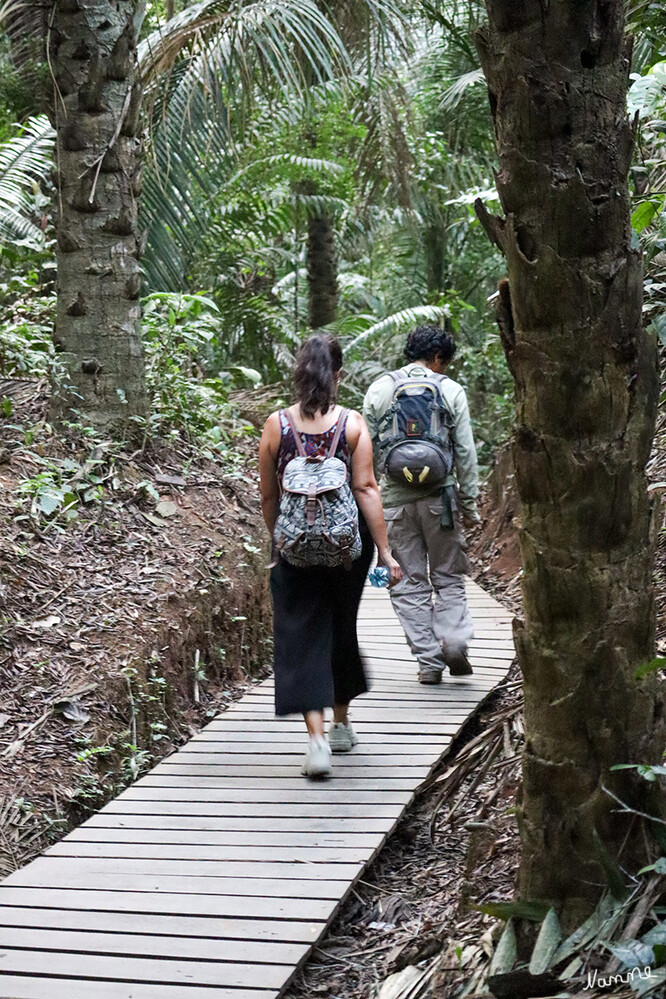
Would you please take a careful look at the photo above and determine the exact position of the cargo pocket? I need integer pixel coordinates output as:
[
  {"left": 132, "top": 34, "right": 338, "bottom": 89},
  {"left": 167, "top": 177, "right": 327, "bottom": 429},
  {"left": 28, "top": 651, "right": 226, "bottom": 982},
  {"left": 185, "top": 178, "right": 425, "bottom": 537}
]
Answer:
[{"left": 383, "top": 506, "right": 404, "bottom": 542}]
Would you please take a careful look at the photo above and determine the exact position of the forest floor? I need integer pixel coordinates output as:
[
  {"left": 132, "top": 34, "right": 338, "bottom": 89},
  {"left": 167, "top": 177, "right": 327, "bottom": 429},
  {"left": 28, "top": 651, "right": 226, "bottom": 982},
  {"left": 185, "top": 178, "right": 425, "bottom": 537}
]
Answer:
[{"left": 0, "top": 377, "right": 273, "bottom": 875}]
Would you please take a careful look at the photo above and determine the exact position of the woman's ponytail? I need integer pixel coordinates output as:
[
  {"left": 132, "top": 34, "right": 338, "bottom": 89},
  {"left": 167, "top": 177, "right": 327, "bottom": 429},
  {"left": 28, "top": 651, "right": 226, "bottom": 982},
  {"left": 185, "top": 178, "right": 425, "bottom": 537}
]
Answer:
[{"left": 293, "top": 334, "right": 343, "bottom": 417}]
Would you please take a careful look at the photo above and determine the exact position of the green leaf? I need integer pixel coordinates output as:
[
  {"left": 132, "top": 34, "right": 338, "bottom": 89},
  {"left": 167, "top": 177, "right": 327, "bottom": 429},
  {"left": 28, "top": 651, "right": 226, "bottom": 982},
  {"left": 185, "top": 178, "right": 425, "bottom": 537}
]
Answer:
[
  {"left": 475, "top": 900, "right": 550, "bottom": 922},
  {"left": 638, "top": 857, "right": 666, "bottom": 876},
  {"left": 35, "top": 486, "right": 64, "bottom": 516},
  {"left": 642, "top": 923, "right": 666, "bottom": 948},
  {"left": 634, "top": 659, "right": 666, "bottom": 681},
  {"left": 631, "top": 196, "right": 665, "bottom": 233},
  {"left": 0, "top": 396, "right": 12, "bottom": 417},
  {"left": 605, "top": 939, "right": 655, "bottom": 970},
  {"left": 529, "top": 908, "right": 563, "bottom": 976},
  {"left": 488, "top": 919, "right": 517, "bottom": 976},
  {"left": 651, "top": 315, "right": 666, "bottom": 348},
  {"left": 551, "top": 893, "right": 617, "bottom": 966}
]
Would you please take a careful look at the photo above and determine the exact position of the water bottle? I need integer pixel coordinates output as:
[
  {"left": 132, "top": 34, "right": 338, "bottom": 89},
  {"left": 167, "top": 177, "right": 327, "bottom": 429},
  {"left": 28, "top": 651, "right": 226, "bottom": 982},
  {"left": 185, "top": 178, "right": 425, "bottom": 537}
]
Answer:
[{"left": 368, "top": 566, "right": 390, "bottom": 588}]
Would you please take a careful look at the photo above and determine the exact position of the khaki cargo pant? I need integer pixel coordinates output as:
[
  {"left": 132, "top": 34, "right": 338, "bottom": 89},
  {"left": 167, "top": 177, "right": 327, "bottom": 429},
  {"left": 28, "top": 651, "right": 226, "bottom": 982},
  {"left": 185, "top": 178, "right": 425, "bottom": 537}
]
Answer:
[{"left": 384, "top": 494, "right": 474, "bottom": 675}]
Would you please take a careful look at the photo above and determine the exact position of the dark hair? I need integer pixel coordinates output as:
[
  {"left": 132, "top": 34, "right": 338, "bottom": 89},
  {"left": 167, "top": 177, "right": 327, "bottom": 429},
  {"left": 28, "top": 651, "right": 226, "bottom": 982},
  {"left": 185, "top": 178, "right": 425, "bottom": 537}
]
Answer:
[
  {"left": 293, "top": 333, "right": 343, "bottom": 417},
  {"left": 404, "top": 324, "right": 456, "bottom": 364}
]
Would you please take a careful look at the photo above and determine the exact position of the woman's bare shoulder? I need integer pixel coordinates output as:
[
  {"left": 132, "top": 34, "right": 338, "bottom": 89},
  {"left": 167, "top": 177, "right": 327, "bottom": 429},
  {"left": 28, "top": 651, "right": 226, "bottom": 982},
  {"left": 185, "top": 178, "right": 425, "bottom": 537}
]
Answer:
[
  {"left": 344, "top": 409, "right": 367, "bottom": 448},
  {"left": 261, "top": 410, "right": 283, "bottom": 443}
]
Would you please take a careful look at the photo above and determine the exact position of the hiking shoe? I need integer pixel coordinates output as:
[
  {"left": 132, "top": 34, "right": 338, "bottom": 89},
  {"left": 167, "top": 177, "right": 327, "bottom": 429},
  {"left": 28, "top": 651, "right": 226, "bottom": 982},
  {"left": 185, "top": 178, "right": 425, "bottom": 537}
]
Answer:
[
  {"left": 301, "top": 735, "right": 332, "bottom": 779},
  {"left": 328, "top": 721, "right": 359, "bottom": 753},
  {"left": 447, "top": 650, "right": 474, "bottom": 676},
  {"left": 418, "top": 669, "right": 443, "bottom": 685}
]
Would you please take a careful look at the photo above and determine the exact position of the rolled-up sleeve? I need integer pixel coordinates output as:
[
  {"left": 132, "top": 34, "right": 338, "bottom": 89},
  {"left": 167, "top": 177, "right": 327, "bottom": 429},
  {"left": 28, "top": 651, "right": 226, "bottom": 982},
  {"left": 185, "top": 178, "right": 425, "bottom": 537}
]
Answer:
[
  {"left": 362, "top": 376, "right": 392, "bottom": 478},
  {"left": 451, "top": 386, "right": 480, "bottom": 519}
]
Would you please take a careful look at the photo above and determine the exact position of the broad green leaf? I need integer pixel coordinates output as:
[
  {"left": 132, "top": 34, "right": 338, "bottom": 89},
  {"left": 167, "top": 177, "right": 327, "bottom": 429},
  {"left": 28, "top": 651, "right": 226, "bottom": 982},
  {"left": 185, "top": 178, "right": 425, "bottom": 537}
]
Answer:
[
  {"left": 487, "top": 919, "right": 516, "bottom": 976},
  {"left": 551, "top": 893, "right": 616, "bottom": 966},
  {"left": 631, "top": 197, "right": 665, "bottom": 233},
  {"left": 35, "top": 487, "right": 64, "bottom": 516},
  {"left": 529, "top": 908, "right": 563, "bottom": 976},
  {"left": 643, "top": 924, "right": 666, "bottom": 948},
  {"left": 605, "top": 939, "right": 655, "bottom": 970}
]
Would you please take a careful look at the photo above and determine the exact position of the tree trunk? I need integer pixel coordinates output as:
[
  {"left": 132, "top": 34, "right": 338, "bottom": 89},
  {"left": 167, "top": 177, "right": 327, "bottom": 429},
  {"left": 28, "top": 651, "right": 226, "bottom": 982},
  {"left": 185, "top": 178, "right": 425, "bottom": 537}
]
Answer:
[
  {"left": 49, "top": 0, "right": 147, "bottom": 424},
  {"left": 307, "top": 212, "right": 338, "bottom": 329},
  {"left": 475, "top": 0, "right": 665, "bottom": 927}
]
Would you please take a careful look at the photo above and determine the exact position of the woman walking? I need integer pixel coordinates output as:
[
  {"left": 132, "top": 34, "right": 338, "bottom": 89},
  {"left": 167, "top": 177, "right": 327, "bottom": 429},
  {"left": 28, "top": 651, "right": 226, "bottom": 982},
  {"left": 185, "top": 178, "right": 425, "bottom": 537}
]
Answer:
[{"left": 259, "top": 333, "right": 401, "bottom": 778}]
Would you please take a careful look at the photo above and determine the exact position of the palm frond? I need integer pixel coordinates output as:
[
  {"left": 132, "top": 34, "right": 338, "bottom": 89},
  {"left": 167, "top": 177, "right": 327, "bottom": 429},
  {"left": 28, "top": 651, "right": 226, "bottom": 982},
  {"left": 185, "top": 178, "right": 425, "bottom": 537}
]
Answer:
[
  {"left": 0, "top": 115, "right": 54, "bottom": 245},
  {"left": 344, "top": 304, "right": 449, "bottom": 352},
  {"left": 440, "top": 67, "right": 485, "bottom": 110},
  {"left": 139, "top": 0, "right": 349, "bottom": 94}
]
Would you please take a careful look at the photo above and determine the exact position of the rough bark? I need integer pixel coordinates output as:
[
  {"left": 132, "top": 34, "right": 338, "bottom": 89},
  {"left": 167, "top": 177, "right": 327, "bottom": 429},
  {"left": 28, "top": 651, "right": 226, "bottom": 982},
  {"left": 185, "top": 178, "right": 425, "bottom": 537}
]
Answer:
[
  {"left": 49, "top": 0, "right": 147, "bottom": 424},
  {"left": 475, "top": 0, "right": 665, "bottom": 926},
  {"left": 307, "top": 212, "right": 339, "bottom": 329}
]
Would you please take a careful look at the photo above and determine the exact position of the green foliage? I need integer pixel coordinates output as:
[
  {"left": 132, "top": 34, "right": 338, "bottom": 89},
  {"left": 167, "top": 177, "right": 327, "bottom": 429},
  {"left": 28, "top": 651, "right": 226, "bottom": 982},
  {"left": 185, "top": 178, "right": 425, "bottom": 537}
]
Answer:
[
  {"left": 14, "top": 440, "right": 120, "bottom": 529},
  {"left": 0, "top": 294, "right": 55, "bottom": 377},
  {"left": 138, "top": 292, "right": 258, "bottom": 454},
  {"left": 0, "top": 115, "right": 54, "bottom": 244}
]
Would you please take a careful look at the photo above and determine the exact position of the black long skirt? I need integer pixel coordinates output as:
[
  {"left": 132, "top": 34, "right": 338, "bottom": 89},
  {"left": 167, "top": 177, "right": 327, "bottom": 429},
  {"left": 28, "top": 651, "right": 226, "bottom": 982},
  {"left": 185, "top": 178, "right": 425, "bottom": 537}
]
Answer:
[{"left": 270, "top": 516, "right": 374, "bottom": 715}]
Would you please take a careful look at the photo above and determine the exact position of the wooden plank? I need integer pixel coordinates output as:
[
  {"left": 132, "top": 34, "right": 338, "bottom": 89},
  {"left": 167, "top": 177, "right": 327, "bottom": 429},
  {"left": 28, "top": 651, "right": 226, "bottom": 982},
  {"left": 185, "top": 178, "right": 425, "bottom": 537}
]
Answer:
[
  {"left": 153, "top": 758, "right": 435, "bottom": 771},
  {"left": 206, "top": 711, "right": 475, "bottom": 725},
  {"left": 61, "top": 830, "right": 383, "bottom": 848},
  {"left": 0, "top": 905, "right": 322, "bottom": 943},
  {"left": 100, "top": 801, "right": 406, "bottom": 818},
  {"left": 178, "top": 731, "right": 459, "bottom": 745},
  {"left": 8, "top": 857, "right": 363, "bottom": 883},
  {"left": 191, "top": 720, "right": 465, "bottom": 734},
  {"left": 0, "top": 977, "right": 274, "bottom": 999},
  {"left": 48, "top": 843, "right": 376, "bottom": 865},
  {"left": 81, "top": 815, "right": 398, "bottom": 834},
  {"left": 0, "top": 948, "right": 291, "bottom": 990},
  {"left": 0, "top": 926, "right": 309, "bottom": 967},
  {"left": 231, "top": 693, "right": 496, "bottom": 706},
  {"left": 0, "top": 886, "right": 331, "bottom": 922},
  {"left": 360, "top": 644, "right": 515, "bottom": 660},
  {"left": 115, "top": 787, "right": 414, "bottom": 803},
  {"left": 141, "top": 758, "right": 430, "bottom": 791},
  {"left": 156, "top": 750, "right": 444, "bottom": 763},
  {"left": 3, "top": 870, "right": 353, "bottom": 902}
]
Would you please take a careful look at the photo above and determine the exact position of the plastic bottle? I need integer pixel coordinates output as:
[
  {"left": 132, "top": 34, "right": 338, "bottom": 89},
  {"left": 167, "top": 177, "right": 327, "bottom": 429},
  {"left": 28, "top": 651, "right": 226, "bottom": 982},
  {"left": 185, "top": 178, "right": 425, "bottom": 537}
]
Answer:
[{"left": 368, "top": 566, "right": 390, "bottom": 588}]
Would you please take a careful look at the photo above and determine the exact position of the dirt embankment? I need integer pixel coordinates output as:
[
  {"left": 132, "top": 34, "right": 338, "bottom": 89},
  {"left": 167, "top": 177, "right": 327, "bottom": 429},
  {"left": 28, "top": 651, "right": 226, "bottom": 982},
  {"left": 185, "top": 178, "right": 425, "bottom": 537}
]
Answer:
[{"left": 0, "top": 380, "right": 272, "bottom": 874}]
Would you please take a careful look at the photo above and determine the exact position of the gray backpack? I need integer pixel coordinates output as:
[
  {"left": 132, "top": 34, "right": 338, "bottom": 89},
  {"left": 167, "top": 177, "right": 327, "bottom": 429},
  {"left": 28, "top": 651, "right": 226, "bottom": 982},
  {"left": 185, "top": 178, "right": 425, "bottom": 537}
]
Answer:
[
  {"left": 377, "top": 370, "right": 454, "bottom": 488},
  {"left": 273, "top": 409, "right": 362, "bottom": 570}
]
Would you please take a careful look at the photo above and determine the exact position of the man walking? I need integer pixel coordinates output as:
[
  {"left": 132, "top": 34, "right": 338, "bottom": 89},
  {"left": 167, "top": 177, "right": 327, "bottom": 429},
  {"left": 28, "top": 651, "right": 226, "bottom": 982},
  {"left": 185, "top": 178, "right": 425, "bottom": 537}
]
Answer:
[{"left": 362, "top": 324, "right": 481, "bottom": 683}]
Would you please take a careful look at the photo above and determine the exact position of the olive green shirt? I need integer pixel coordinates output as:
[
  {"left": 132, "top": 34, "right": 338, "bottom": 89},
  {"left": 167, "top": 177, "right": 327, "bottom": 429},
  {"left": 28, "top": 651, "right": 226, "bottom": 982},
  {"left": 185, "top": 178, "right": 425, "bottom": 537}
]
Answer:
[{"left": 362, "top": 363, "right": 480, "bottom": 517}]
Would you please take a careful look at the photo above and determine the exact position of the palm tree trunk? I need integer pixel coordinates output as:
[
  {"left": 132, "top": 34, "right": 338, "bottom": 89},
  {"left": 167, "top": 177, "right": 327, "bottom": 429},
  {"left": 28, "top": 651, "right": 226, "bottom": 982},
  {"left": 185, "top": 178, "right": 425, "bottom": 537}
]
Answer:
[
  {"left": 475, "top": 0, "right": 665, "bottom": 927},
  {"left": 49, "top": 0, "right": 147, "bottom": 424},
  {"left": 307, "top": 211, "right": 338, "bottom": 329}
]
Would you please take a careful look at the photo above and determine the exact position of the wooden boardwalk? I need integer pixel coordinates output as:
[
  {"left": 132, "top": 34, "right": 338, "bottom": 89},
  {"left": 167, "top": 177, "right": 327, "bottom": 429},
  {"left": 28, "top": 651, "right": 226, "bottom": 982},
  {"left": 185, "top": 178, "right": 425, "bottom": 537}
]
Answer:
[{"left": 0, "top": 580, "right": 514, "bottom": 999}]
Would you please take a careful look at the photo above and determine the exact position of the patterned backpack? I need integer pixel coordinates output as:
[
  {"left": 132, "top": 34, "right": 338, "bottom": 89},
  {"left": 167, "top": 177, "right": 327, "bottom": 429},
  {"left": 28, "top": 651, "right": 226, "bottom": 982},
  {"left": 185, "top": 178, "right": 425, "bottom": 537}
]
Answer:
[
  {"left": 376, "top": 370, "right": 454, "bottom": 487},
  {"left": 273, "top": 409, "right": 362, "bottom": 570}
]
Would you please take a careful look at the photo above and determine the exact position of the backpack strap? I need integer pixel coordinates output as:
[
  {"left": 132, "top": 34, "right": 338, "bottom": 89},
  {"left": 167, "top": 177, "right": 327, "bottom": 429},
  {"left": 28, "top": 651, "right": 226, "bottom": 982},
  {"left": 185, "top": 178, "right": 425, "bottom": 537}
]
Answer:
[
  {"left": 282, "top": 408, "right": 307, "bottom": 458},
  {"left": 327, "top": 408, "right": 349, "bottom": 458}
]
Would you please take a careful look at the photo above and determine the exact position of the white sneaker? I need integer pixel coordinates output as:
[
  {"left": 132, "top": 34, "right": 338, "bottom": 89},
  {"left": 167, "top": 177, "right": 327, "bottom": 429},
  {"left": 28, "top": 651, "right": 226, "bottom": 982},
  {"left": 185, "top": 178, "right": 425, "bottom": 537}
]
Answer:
[
  {"left": 328, "top": 721, "right": 359, "bottom": 753},
  {"left": 301, "top": 735, "right": 332, "bottom": 779}
]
